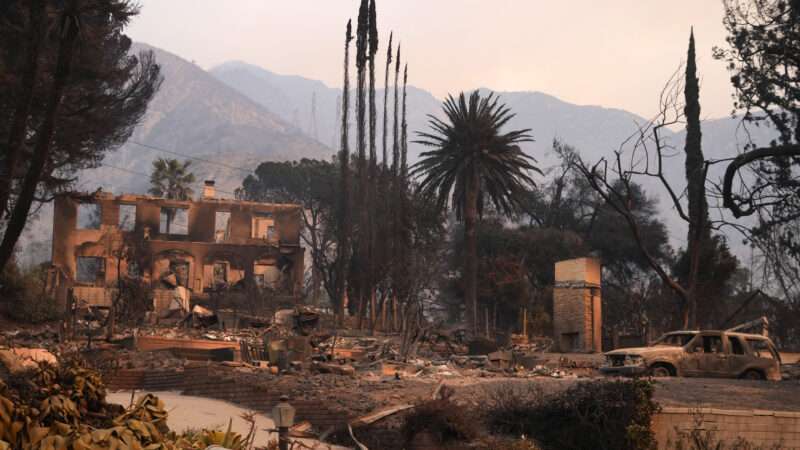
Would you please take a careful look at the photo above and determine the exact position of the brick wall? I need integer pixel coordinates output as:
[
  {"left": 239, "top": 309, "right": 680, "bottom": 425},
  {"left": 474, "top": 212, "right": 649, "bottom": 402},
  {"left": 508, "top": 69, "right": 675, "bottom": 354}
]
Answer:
[
  {"left": 552, "top": 257, "right": 602, "bottom": 353},
  {"left": 653, "top": 407, "right": 800, "bottom": 449},
  {"left": 105, "top": 365, "right": 349, "bottom": 431},
  {"left": 553, "top": 286, "right": 603, "bottom": 352},
  {"left": 553, "top": 287, "right": 585, "bottom": 351}
]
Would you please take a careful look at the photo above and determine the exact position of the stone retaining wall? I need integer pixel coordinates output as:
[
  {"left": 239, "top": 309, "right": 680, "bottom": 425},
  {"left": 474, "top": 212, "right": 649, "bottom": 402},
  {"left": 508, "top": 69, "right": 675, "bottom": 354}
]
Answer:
[{"left": 653, "top": 406, "right": 800, "bottom": 449}]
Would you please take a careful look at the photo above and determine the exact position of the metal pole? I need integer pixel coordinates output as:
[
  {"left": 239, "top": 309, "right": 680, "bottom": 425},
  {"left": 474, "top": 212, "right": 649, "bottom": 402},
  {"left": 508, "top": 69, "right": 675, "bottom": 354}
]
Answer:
[{"left": 278, "top": 426, "right": 289, "bottom": 450}]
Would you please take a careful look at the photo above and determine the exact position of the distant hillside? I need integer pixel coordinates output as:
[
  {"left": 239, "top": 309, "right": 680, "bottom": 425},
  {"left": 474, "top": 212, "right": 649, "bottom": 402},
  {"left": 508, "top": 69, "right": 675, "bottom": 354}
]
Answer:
[
  {"left": 211, "top": 61, "right": 443, "bottom": 165},
  {"left": 211, "top": 62, "right": 659, "bottom": 168},
  {"left": 79, "top": 44, "right": 334, "bottom": 196}
]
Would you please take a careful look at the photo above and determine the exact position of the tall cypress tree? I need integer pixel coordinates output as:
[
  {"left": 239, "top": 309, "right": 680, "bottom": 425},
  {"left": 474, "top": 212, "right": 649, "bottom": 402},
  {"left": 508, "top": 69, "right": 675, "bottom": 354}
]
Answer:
[
  {"left": 392, "top": 44, "right": 401, "bottom": 175},
  {"left": 355, "top": 0, "right": 368, "bottom": 173},
  {"left": 401, "top": 63, "right": 409, "bottom": 180},
  {"left": 388, "top": 44, "right": 402, "bottom": 326},
  {"left": 366, "top": 0, "right": 379, "bottom": 330},
  {"left": 354, "top": 0, "right": 370, "bottom": 326},
  {"left": 382, "top": 33, "right": 393, "bottom": 166},
  {"left": 395, "top": 63, "right": 411, "bottom": 322},
  {"left": 683, "top": 28, "right": 709, "bottom": 329},
  {"left": 368, "top": 0, "right": 378, "bottom": 165},
  {"left": 379, "top": 33, "right": 394, "bottom": 331},
  {"left": 336, "top": 20, "right": 354, "bottom": 323}
]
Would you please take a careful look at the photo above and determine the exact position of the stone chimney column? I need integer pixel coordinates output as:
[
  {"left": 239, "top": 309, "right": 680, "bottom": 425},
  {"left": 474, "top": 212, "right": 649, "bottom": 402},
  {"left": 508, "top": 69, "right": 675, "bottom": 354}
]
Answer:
[
  {"left": 552, "top": 257, "right": 602, "bottom": 353},
  {"left": 203, "top": 180, "right": 215, "bottom": 199}
]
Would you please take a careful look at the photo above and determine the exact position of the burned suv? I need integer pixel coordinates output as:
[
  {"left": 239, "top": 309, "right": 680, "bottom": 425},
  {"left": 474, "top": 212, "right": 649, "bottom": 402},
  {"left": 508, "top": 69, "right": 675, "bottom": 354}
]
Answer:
[{"left": 600, "top": 330, "right": 781, "bottom": 380}]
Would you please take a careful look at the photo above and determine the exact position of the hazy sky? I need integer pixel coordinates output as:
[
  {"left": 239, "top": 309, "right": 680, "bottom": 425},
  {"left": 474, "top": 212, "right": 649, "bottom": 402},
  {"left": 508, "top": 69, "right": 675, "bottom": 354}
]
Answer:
[{"left": 127, "top": 0, "right": 736, "bottom": 120}]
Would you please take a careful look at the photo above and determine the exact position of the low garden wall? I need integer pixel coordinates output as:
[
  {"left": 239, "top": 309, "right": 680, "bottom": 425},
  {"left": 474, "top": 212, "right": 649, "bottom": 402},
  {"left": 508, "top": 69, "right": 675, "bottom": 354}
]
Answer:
[{"left": 653, "top": 406, "right": 800, "bottom": 449}]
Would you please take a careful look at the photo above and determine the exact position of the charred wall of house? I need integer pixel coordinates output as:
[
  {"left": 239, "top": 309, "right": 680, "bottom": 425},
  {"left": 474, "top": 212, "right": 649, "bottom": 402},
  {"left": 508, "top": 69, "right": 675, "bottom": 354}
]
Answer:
[{"left": 49, "top": 191, "right": 305, "bottom": 310}]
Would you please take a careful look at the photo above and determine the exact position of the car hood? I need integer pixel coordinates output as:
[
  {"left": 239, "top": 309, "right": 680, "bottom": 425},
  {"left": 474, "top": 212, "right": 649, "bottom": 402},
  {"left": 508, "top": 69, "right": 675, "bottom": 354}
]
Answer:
[{"left": 605, "top": 346, "right": 684, "bottom": 357}]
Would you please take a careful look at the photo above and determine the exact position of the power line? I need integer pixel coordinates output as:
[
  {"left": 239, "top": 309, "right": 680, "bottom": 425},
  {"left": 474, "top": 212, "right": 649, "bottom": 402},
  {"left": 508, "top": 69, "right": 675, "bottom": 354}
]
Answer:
[
  {"left": 128, "top": 140, "right": 254, "bottom": 175},
  {"left": 98, "top": 163, "right": 240, "bottom": 197}
]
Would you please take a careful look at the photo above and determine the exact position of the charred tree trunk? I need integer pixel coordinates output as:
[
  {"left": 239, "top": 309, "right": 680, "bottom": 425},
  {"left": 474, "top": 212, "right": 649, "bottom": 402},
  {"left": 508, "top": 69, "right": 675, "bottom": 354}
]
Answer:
[
  {"left": 464, "top": 170, "right": 479, "bottom": 335},
  {"left": 311, "top": 230, "right": 321, "bottom": 305}
]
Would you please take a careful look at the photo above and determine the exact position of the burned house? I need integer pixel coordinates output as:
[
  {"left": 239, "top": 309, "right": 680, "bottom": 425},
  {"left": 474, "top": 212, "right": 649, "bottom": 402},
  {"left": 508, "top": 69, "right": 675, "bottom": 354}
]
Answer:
[{"left": 48, "top": 182, "right": 304, "bottom": 313}]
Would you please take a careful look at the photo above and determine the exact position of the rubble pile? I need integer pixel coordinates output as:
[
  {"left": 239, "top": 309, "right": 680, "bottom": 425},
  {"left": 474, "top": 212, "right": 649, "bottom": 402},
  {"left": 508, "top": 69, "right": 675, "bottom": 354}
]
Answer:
[
  {"left": 2, "top": 304, "right": 601, "bottom": 383},
  {"left": 1, "top": 302, "right": 609, "bottom": 445}
]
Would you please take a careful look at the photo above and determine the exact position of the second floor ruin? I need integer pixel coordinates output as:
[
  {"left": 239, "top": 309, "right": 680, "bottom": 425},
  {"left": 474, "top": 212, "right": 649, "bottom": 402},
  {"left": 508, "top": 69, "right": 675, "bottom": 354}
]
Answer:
[{"left": 49, "top": 185, "right": 305, "bottom": 308}]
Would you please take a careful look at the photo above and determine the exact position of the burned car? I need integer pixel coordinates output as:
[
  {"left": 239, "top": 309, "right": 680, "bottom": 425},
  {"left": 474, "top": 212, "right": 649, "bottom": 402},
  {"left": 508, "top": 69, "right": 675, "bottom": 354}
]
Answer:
[{"left": 600, "top": 330, "right": 781, "bottom": 380}]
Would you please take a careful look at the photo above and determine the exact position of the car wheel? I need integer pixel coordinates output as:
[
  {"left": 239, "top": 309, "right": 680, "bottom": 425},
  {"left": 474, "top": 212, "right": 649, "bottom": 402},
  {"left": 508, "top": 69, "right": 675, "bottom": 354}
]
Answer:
[
  {"left": 742, "top": 369, "right": 764, "bottom": 380},
  {"left": 650, "top": 365, "right": 672, "bottom": 377}
]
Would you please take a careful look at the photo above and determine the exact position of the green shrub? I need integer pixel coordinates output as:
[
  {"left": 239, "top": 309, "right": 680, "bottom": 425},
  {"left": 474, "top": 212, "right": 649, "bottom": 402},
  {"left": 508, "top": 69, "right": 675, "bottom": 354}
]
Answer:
[{"left": 486, "top": 379, "right": 660, "bottom": 450}]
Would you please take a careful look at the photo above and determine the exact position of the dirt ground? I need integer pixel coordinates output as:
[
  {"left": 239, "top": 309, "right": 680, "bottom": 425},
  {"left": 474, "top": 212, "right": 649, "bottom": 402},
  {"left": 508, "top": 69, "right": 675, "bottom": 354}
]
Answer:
[{"left": 653, "top": 377, "right": 800, "bottom": 410}]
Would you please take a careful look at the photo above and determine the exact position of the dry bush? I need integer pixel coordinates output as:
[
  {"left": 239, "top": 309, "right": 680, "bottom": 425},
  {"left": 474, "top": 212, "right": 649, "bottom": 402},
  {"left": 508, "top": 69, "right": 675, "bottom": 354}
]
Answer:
[
  {"left": 116, "top": 277, "right": 154, "bottom": 324},
  {"left": 401, "top": 395, "right": 483, "bottom": 446},
  {"left": 0, "top": 264, "right": 61, "bottom": 324},
  {"left": 485, "top": 379, "right": 659, "bottom": 450}
]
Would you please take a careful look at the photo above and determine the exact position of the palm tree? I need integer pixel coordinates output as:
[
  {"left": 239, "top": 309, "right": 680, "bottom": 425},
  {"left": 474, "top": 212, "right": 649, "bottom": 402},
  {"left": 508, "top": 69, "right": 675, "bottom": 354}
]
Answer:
[
  {"left": 149, "top": 158, "right": 196, "bottom": 233},
  {"left": 149, "top": 158, "right": 196, "bottom": 199},
  {"left": 412, "top": 91, "right": 539, "bottom": 334}
]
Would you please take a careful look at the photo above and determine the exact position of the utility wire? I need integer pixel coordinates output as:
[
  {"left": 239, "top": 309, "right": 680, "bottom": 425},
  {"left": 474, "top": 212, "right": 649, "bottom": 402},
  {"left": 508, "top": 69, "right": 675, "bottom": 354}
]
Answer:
[
  {"left": 128, "top": 140, "right": 254, "bottom": 175},
  {"left": 98, "top": 163, "right": 240, "bottom": 197}
]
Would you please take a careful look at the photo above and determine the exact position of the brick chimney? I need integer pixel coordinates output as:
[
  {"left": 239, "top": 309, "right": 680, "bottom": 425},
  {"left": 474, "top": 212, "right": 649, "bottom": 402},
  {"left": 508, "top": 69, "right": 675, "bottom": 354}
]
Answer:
[
  {"left": 203, "top": 180, "right": 215, "bottom": 199},
  {"left": 552, "top": 257, "right": 602, "bottom": 353}
]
